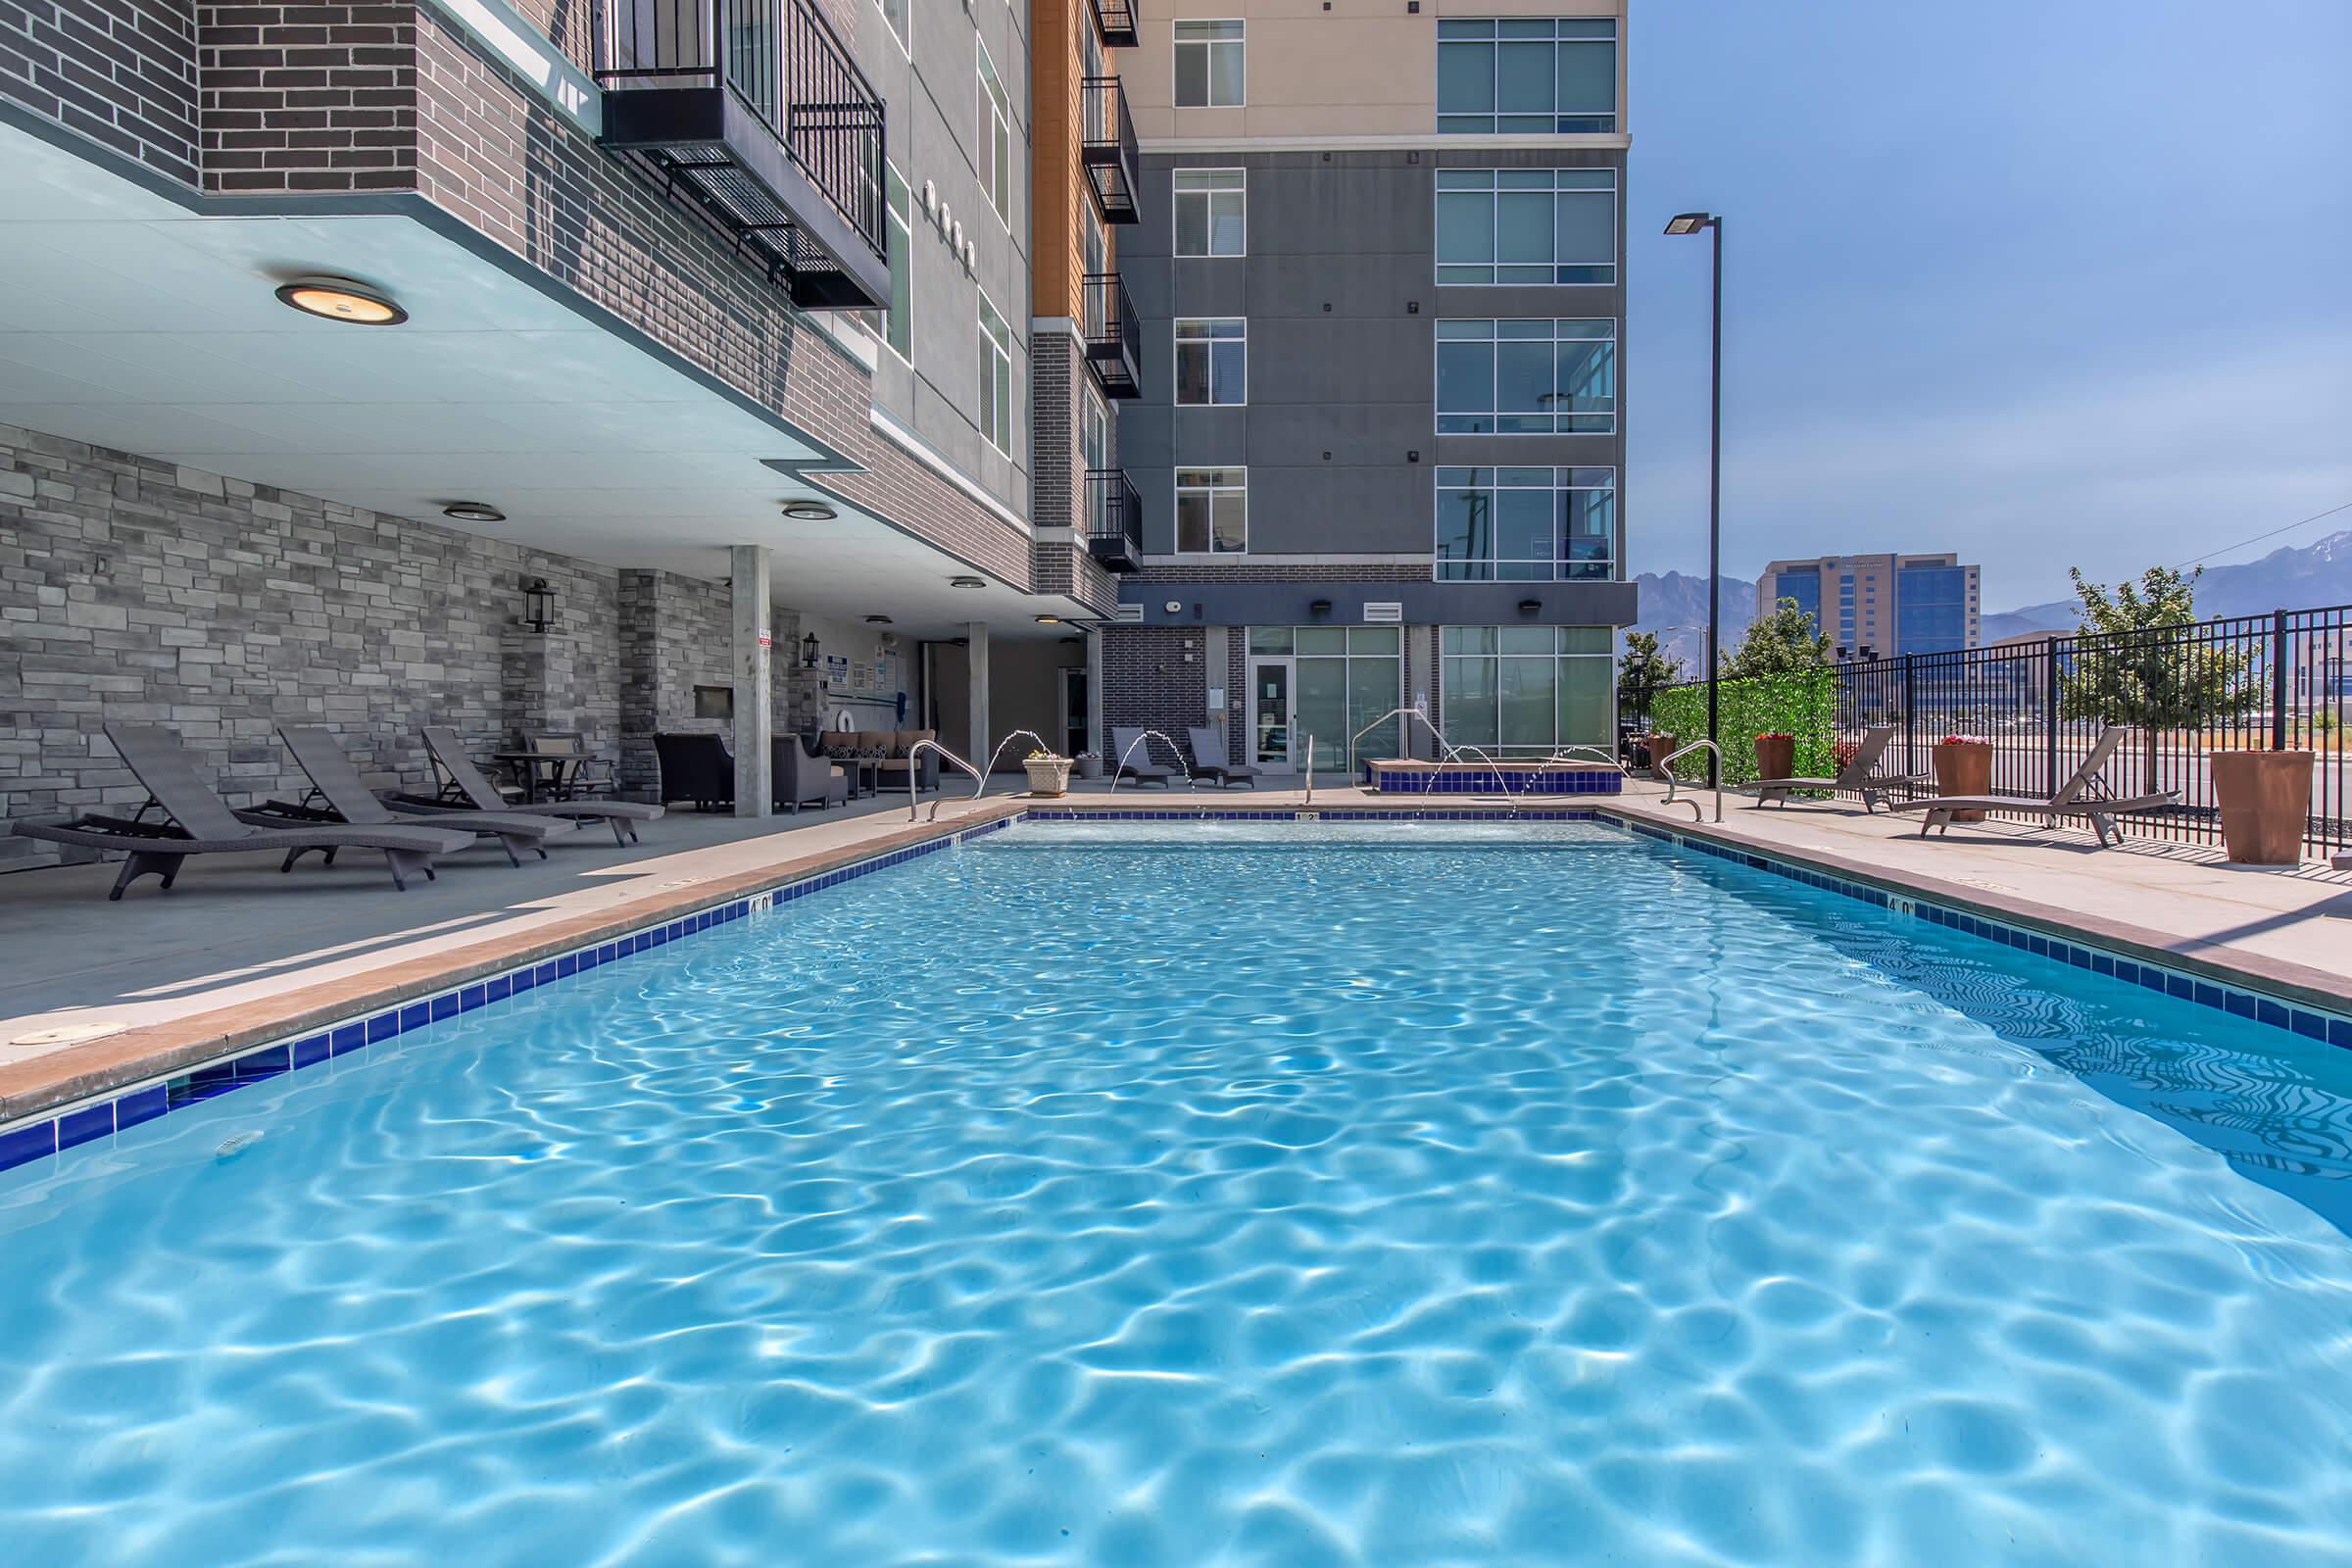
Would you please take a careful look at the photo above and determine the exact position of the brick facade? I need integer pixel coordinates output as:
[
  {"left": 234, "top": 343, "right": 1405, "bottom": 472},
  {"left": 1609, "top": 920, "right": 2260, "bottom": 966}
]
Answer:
[
  {"left": 196, "top": 1, "right": 416, "bottom": 194},
  {"left": 1099, "top": 627, "right": 1210, "bottom": 757},
  {"left": 0, "top": 0, "right": 200, "bottom": 184}
]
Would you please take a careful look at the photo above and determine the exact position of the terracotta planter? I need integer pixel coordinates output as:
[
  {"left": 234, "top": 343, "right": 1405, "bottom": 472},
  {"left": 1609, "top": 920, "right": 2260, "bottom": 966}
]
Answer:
[
  {"left": 2210, "top": 750, "right": 2312, "bottom": 865},
  {"left": 1932, "top": 742, "right": 1992, "bottom": 822},
  {"left": 1753, "top": 734, "right": 1794, "bottom": 782},
  {"left": 1644, "top": 734, "right": 1678, "bottom": 780},
  {"left": 1023, "top": 757, "right": 1073, "bottom": 797}
]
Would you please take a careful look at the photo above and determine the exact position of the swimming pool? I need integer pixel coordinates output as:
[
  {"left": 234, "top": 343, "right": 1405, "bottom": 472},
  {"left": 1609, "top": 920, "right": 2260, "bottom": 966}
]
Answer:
[{"left": 5, "top": 818, "right": 2352, "bottom": 1564}]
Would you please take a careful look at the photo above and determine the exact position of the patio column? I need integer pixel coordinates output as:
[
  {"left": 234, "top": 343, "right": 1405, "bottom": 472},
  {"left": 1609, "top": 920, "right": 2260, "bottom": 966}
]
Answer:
[
  {"left": 731, "top": 545, "right": 772, "bottom": 817},
  {"left": 965, "top": 620, "right": 990, "bottom": 768}
]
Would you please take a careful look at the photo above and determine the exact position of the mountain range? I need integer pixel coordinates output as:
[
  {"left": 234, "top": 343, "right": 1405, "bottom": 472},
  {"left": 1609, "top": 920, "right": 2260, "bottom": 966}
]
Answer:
[{"left": 1634, "top": 530, "right": 2352, "bottom": 664}]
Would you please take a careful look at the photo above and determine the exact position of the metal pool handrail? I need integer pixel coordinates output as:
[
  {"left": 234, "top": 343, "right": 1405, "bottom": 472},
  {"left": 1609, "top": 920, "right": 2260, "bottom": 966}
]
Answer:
[
  {"left": 906, "top": 739, "right": 984, "bottom": 822},
  {"left": 1658, "top": 739, "right": 1723, "bottom": 822}
]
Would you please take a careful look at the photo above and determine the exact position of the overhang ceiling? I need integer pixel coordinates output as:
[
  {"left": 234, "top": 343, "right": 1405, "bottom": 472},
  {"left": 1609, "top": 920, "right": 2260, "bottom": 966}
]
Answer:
[{"left": 0, "top": 122, "right": 1073, "bottom": 641}]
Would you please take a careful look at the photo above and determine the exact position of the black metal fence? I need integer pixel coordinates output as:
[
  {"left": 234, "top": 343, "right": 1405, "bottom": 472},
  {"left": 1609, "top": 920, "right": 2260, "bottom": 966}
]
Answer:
[{"left": 1639, "top": 603, "right": 2352, "bottom": 856}]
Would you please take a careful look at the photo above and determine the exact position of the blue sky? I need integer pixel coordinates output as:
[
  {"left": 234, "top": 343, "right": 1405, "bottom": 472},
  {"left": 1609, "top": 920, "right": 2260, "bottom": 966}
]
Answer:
[{"left": 1627, "top": 0, "right": 2352, "bottom": 609}]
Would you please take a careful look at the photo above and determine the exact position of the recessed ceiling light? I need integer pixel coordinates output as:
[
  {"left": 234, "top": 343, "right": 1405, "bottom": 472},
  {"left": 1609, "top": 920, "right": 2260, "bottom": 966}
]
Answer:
[
  {"left": 864, "top": 614, "right": 892, "bottom": 624},
  {"left": 950, "top": 575, "right": 986, "bottom": 589},
  {"left": 1035, "top": 613, "right": 1060, "bottom": 624},
  {"left": 274, "top": 275, "right": 406, "bottom": 325},
  {"left": 781, "top": 500, "right": 837, "bottom": 520},
  {"left": 442, "top": 501, "right": 506, "bottom": 523}
]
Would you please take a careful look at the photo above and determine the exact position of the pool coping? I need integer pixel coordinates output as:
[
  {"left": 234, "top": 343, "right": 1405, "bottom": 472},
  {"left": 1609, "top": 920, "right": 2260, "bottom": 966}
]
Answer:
[{"left": 3, "top": 798, "right": 2347, "bottom": 1175}]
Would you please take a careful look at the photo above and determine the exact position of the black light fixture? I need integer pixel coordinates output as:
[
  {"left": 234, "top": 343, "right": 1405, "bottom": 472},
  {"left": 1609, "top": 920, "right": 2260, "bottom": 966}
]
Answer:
[
  {"left": 801, "top": 631, "right": 820, "bottom": 668},
  {"left": 864, "top": 614, "right": 893, "bottom": 625},
  {"left": 1664, "top": 208, "right": 1727, "bottom": 787},
  {"left": 1035, "top": 613, "right": 1060, "bottom": 624},
  {"left": 1518, "top": 598, "right": 1542, "bottom": 615},
  {"left": 781, "top": 500, "right": 837, "bottom": 520},
  {"left": 1309, "top": 598, "right": 1333, "bottom": 617},
  {"left": 274, "top": 275, "right": 406, "bottom": 325},
  {"left": 950, "top": 575, "right": 986, "bottom": 589},
  {"left": 522, "top": 576, "right": 554, "bottom": 633},
  {"left": 443, "top": 501, "right": 505, "bottom": 523}
]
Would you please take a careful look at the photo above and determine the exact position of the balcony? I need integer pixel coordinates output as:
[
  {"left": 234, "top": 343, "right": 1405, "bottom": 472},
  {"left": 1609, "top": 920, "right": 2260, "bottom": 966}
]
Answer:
[
  {"left": 1090, "top": 0, "right": 1140, "bottom": 49},
  {"left": 1078, "top": 77, "right": 1140, "bottom": 224},
  {"left": 1085, "top": 469, "right": 1144, "bottom": 572},
  {"left": 1080, "top": 272, "right": 1143, "bottom": 397},
  {"left": 597, "top": 0, "right": 890, "bottom": 311}
]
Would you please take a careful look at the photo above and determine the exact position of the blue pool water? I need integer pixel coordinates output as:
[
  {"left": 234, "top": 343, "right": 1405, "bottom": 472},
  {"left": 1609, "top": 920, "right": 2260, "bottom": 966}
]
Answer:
[{"left": 5, "top": 821, "right": 2352, "bottom": 1565}]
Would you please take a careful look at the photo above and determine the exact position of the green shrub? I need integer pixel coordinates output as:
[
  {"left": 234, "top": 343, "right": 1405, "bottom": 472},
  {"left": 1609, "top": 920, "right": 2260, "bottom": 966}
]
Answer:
[{"left": 1648, "top": 670, "right": 1838, "bottom": 787}]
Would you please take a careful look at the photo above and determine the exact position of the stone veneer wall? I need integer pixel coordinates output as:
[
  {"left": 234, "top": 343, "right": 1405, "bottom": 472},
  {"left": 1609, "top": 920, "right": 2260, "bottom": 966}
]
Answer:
[{"left": 0, "top": 426, "right": 790, "bottom": 866}]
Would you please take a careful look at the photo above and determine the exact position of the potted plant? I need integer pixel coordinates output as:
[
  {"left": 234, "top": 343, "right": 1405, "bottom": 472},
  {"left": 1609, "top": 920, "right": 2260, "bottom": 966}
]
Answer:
[
  {"left": 1073, "top": 750, "right": 1102, "bottom": 781},
  {"left": 2209, "top": 746, "right": 2313, "bottom": 865},
  {"left": 1932, "top": 734, "right": 1992, "bottom": 821},
  {"left": 1644, "top": 733, "right": 1678, "bottom": 780},
  {"left": 1023, "top": 750, "right": 1073, "bottom": 797},
  {"left": 1753, "top": 730, "right": 1795, "bottom": 782}
]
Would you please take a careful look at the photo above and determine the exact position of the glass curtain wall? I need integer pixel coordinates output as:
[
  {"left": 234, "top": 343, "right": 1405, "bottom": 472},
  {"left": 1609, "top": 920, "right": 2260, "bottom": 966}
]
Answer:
[
  {"left": 1249, "top": 626, "right": 1402, "bottom": 770},
  {"left": 1441, "top": 626, "right": 1614, "bottom": 754}
]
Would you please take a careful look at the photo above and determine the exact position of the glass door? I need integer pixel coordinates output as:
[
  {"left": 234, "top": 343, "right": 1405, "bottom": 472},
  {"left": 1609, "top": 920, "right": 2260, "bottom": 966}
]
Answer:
[{"left": 1248, "top": 656, "right": 1296, "bottom": 772}]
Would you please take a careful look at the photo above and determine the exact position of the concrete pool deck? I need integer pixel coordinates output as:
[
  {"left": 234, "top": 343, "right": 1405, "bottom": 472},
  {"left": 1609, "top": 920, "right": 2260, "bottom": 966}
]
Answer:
[{"left": 2, "top": 775, "right": 2348, "bottom": 1126}]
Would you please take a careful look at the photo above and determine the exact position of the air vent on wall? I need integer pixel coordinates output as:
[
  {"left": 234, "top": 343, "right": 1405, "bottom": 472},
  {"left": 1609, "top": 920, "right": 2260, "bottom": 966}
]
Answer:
[
  {"left": 1113, "top": 604, "right": 1145, "bottom": 623},
  {"left": 1362, "top": 602, "right": 1404, "bottom": 623}
]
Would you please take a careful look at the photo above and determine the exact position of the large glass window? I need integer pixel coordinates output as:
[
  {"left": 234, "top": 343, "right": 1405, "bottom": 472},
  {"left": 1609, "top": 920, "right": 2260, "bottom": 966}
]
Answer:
[
  {"left": 881, "top": 162, "right": 912, "bottom": 363},
  {"left": 1435, "top": 169, "right": 1616, "bottom": 286},
  {"left": 876, "top": 0, "right": 908, "bottom": 53},
  {"left": 977, "top": 37, "right": 1011, "bottom": 224},
  {"left": 1173, "top": 168, "right": 1246, "bottom": 256},
  {"left": 1175, "top": 466, "right": 1247, "bottom": 554},
  {"left": 1174, "top": 318, "right": 1246, "bottom": 404},
  {"left": 1435, "top": 466, "right": 1615, "bottom": 581},
  {"left": 1897, "top": 565, "right": 1971, "bottom": 654},
  {"left": 1253, "top": 625, "right": 1403, "bottom": 769},
  {"left": 1773, "top": 571, "right": 1820, "bottom": 627},
  {"left": 1442, "top": 625, "right": 1613, "bottom": 754},
  {"left": 978, "top": 294, "right": 1013, "bottom": 454},
  {"left": 1436, "top": 19, "right": 1616, "bottom": 134},
  {"left": 1436, "top": 318, "right": 1615, "bottom": 434},
  {"left": 1174, "top": 20, "right": 1244, "bottom": 107}
]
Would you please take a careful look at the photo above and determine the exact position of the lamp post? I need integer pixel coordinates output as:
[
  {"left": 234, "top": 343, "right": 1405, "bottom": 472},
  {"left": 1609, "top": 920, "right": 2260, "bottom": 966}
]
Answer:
[{"left": 1664, "top": 211, "right": 1723, "bottom": 785}]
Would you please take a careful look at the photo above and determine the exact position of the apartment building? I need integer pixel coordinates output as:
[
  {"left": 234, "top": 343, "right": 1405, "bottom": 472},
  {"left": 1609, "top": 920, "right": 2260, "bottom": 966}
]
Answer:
[
  {"left": 0, "top": 0, "right": 1093, "bottom": 844},
  {"left": 1093, "top": 2, "right": 1638, "bottom": 767},
  {"left": 1758, "top": 553, "right": 1983, "bottom": 657}
]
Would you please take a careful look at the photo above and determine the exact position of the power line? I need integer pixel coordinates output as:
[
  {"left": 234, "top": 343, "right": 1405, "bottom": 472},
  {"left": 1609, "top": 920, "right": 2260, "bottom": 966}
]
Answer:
[{"left": 2174, "top": 498, "right": 2352, "bottom": 570}]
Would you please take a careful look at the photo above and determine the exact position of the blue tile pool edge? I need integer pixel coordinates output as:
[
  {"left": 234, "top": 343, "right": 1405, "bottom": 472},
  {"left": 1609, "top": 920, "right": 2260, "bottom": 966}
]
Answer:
[
  {"left": 7, "top": 805, "right": 2343, "bottom": 1175},
  {"left": 1607, "top": 813, "right": 2352, "bottom": 1055},
  {"left": 0, "top": 814, "right": 1023, "bottom": 1175}
]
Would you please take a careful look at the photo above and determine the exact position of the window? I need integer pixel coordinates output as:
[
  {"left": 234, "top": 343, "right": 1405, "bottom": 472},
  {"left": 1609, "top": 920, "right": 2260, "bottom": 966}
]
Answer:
[
  {"left": 881, "top": 162, "right": 912, "bottom": 363},
  {"left": 1174, "top": 318, "right": 1246, "bottom": 404},
  {"left": 876, "top": 0, "right": 907, "bottom": 54},
  {"left": 1250, "top": 624, "right": 1403, "bottom": 768},
  {"left": 1896, "top": 565, "right": 1971, "bottom": 654},
  {"left": 1434, "top": 466, "right": 1616, "bottom": 581},
  {"left": 1175, "top": 466, "right": 1247, "bottom": 554},
  {"left": 978, "top": 294, "right": 1013, "bottom": 454},
  {"left": 1435, "top": 169, "right": 1616, "bottom": 285},
  {"left": 1173, "top": 168, "right": 1245, "bottom": 256},
  {"left": 1436, "top": 318, "right": 1615, "bottom": 434},
  {"left": 1437, "top": 19, "right": 1616, "bottom": 134},
  {"left": 1442, "top": 625, "right": 1614, "bottom": 755},
  {"left": 977, "top": 37, "right": 1011, "bottom": 224},
  {"left": 1174, "top": 20, "right": 1244, "bottom": 107},
  {"left": 1082, "top": 387, "right": 1109, "bottom": 472}
]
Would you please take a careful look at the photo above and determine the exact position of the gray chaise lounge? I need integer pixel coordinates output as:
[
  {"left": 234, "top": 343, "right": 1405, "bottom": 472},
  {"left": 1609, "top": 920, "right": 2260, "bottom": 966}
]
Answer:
[
  {"left": 1187, "top": 726, "right": 1261, "bottom": 789},
  {"left": 8, "top": 723, "right": 474, "bottom": 899},
  {"left": 408, "top": 727, "right": 662, "bottom": 845},
  {"left": 1752, "top": 724, "right": 1920, "bottom": 810},
  {"left": 247, "top": 725, "right": 577, "bottom": 866},
  {"left": 1109, "top": 727, "right": 1178, "bottom": 788},
  {"left": 1888, "top": 724, "right": 2179, "bottom": 848}
]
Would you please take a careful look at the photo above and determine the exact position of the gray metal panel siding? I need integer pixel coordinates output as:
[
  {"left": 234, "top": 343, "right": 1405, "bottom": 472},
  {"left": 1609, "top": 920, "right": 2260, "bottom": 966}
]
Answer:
[{"left": 1120, "top": 579, "right": 1641, "bottom": 628}]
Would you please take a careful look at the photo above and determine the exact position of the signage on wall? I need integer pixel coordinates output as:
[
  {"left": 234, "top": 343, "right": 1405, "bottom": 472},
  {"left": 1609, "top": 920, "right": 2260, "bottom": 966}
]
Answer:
[{"left": 757, "top": 630, "right": 772, "bottom": 649}]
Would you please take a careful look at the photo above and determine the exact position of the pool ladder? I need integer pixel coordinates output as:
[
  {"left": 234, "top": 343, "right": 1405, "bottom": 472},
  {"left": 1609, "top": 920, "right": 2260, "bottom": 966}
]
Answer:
[{"left": 1657, "top": 739, "right": 1724, "bottom": 823}]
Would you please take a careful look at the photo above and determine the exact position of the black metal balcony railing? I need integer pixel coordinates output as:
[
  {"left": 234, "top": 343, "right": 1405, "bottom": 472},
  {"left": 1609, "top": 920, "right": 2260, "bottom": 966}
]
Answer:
[
  {"left": 1080, "top": 271, "right": 1142, "bottom": 398},
  {"left": 598, "top": 0, "right": 890, "bottom": 310},
  {"left": 1085, "top": 469, "right": 1143, "bottom": 572},
  {"left": 1089, "top": 0, "right": 1140, "bottom": 49},
  {"left": 1078, "top": 76, "right": 1140, "bottom": 224}
]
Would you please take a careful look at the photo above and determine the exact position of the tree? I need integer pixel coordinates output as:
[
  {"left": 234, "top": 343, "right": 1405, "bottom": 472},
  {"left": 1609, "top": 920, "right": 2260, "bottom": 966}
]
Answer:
[
  {"left": 2058, "top": 564, "right": 2255, "bottom": 731},
  {"left": 1719, "top": 597, "right": 1833, "bottom": 679},
  {"left": 1617, "top": 630, "right": 1685, "bottom": 721}
]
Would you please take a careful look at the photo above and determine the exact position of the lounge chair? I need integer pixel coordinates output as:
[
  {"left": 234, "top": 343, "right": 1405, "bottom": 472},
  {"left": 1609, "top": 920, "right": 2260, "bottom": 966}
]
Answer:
[
  {"left": 655, "top": 732, "right": 735, "bottom": 811},
  {"left": 1888, "top": 724, "right": 2178, "bottom": 847},
  {"left": 773, "top": 735, "right": 849, "bottom": 813},
  {"left": 1109, "top": 727, "right": 1178, "bottom": 788},
  {"left": 242, "top": 725, "right": 576, "bottom": 866},
  {"left": 1753, "top": 725, "right": 1920, "bottom": 811},
  {"left": 406, "top": 727, "right": 662, "bottom": 845},
  {"left": 1187, "top": 725, "right": 1260, "bottom": 789},
  {"left": 8, "top": 723, "right": 474, "bottom": 899}
]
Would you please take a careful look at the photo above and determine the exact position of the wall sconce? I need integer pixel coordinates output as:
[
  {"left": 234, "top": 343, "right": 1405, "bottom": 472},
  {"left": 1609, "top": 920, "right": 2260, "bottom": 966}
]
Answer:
[
  {"left": 1309, "top": 599, "right": 1333, "bottom": 618},
  {"left": 522, "top": 576, "right": 553, "bottom": 633},
  {"left": 801, "top": 631, "right": 820, "bottom": 668},
  {"left": 1518, "top": 598, "right": 1542, "bottom": 615}
]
